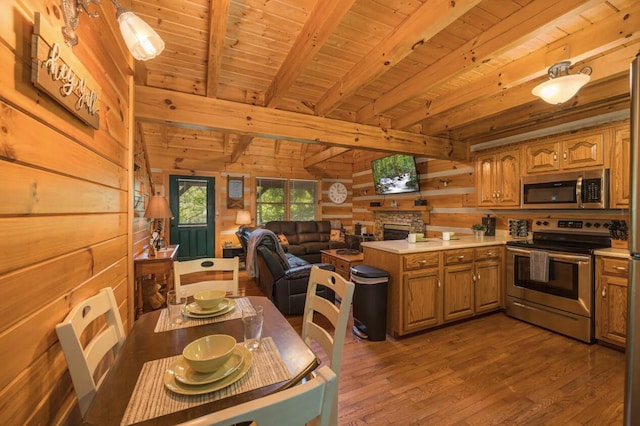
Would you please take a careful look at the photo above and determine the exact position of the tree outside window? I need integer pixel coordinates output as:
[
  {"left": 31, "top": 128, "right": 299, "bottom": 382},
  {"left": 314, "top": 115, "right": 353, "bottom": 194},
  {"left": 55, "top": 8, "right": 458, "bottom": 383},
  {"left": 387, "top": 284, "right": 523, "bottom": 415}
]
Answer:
[{"left": 256, "top": 178, "right": 317, "bottom": 224}]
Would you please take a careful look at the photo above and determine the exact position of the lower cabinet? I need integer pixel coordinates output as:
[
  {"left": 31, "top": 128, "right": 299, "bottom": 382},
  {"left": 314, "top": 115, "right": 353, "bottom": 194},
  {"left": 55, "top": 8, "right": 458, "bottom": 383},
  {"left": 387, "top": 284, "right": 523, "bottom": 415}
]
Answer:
[
  {"left": 365, "top": 244, "right": 503, "bottom": 337},
  {"left": 596, "top": 255, "right": 629, "bottom": 348}
]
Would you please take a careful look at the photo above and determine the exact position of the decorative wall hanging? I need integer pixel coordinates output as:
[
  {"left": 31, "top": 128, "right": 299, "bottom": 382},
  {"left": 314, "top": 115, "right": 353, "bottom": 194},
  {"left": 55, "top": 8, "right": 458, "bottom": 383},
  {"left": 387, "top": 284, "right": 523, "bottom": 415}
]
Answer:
[
  {"left": 31, "top": 13, "right": 100, "bottom": 129},
  {"left": 227, "top": 176, "right": 244, "bottom": 209}
]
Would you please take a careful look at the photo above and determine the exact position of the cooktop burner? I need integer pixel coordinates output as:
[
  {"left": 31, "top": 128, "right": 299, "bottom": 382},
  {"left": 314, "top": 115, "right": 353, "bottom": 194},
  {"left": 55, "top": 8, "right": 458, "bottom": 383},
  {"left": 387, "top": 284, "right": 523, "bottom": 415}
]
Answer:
[{"left": 506, "top": 218, "right": 611, "bottom": 254}]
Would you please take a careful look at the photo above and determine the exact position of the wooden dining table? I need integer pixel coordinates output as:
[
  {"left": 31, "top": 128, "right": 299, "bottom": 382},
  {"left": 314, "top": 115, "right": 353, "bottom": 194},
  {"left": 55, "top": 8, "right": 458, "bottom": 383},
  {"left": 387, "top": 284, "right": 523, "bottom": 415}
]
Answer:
[{"left": 82, "top": 296, "right": 319, "bottom": 425}]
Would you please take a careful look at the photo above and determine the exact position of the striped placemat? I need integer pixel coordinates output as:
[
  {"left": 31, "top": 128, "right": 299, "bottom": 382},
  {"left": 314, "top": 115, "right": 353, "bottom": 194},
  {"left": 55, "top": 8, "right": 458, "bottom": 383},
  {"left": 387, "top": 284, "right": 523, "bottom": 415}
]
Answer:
[
  {"left": 120, "top": 337, "right": 291, "bottom": 425},
  {"left": 154, "top": 297, "right": 252, "bottom": 333}
]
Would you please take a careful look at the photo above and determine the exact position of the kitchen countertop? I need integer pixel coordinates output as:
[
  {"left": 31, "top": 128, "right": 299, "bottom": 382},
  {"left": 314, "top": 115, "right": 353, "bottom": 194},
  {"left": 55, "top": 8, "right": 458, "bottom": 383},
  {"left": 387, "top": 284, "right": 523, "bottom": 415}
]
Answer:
[
  {"left": 593, "top": 247, "right": 631, "bottom": 258},
  {"left": 360, "top": 236, "right": 510, "bottom": 254}
]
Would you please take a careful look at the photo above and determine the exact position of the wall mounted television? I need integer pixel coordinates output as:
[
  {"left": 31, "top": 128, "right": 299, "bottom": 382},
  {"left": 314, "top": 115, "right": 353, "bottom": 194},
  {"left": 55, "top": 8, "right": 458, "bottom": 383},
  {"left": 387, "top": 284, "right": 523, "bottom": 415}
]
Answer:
[{"left": 371, "top": 154, "right": 420, "bottom": 195}]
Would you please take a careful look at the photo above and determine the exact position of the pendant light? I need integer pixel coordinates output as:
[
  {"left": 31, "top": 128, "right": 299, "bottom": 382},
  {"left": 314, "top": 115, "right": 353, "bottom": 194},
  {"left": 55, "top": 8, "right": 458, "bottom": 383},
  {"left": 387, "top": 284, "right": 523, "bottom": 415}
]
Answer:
[
  {"left": 532, "top": 61, "right": 592, "bottom": 105},
  {"left": 61, "top": 0, "right": 165, "bottom": 61}
]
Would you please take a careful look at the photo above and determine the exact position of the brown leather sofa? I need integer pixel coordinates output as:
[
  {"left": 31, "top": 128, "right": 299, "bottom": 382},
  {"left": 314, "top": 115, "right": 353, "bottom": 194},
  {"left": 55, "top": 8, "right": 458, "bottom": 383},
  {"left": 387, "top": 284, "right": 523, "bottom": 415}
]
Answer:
[{"left": 264, "top": 220, "right": 348, "bottom": 263}]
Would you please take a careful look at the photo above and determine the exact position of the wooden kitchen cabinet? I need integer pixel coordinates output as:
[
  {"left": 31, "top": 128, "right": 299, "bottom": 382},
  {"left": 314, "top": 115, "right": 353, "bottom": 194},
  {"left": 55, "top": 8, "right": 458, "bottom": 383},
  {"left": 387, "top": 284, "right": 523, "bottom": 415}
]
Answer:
[
  {"left": 474, "top": 246, "right": 502, "bottom": 313},
  {"left": 364, "top": 245, "right": 504, "bottom": 337},
  {"left": 476, "top": 148, "right": 520, "bottom": 208},
  {"left": 443, "top": 246, "right": 503, "bottom": 322},
  {"left": 596, "top": 255, "right": 629, "bottom": 349},
  {"left": 525, "top": 133, "right": 604, "bottom": 174},
  {"left": 611, "top": 126, "right": 630, "bottom": 208}
]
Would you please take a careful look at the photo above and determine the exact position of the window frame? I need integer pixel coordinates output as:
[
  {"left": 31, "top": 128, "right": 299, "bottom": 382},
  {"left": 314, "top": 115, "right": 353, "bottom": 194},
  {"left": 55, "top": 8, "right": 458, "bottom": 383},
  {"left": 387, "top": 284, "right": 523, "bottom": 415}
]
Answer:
[{"left": 255, "top": 177, "right": 318, "bottom": 225}]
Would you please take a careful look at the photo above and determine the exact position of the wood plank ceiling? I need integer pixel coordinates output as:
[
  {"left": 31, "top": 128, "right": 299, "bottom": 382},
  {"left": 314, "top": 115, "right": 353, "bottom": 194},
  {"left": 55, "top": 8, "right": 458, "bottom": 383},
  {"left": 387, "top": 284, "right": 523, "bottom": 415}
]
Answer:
[{"left": 132, "top": 0, "right": 640, "bottom": 171}]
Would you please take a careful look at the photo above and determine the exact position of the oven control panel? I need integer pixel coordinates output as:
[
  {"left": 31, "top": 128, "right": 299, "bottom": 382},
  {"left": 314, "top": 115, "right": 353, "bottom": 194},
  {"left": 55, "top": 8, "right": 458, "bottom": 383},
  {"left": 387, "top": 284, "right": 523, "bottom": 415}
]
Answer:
[{"left": 532, "top": 218, "right": 610, "bottom": 235}]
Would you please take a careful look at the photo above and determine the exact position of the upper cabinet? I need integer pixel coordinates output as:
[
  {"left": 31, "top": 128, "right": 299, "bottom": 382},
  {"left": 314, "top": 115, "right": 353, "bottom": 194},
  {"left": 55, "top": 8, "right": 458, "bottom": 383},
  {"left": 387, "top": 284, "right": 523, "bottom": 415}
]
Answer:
[
  {"left": 525, "top": 133, "right": 604, "bottom": 174},
  {"left": 476, "top": 148, "right": 520, "bottom": 208},
  {"left": 611, "top": 125, "right": 630, "bottom": 208}
]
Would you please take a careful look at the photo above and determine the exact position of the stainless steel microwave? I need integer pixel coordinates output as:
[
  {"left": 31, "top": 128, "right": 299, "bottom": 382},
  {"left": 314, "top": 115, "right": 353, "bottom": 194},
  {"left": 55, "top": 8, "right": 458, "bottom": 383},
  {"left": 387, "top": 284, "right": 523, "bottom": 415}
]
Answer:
[{"left": 521, "top": 169, "right": 609, "bottom": 209}]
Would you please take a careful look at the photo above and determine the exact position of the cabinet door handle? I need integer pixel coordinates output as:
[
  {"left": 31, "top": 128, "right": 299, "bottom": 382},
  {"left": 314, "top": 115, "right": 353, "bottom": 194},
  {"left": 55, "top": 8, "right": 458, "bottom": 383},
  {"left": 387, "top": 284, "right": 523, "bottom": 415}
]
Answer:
[
  {"left": 614, "top": 266, "right": 628, "bottom": 272},
  {"left": 563, "top": 151, "right": 567, "bottom": 160},
  {"left": 487, "top": 252, "right": 494, "bottom": 257},
  {"left": 602, "top": 287, "right": 607, "bottom": 297},
  {"left": 553, "top": 152, "right": 558, "bottom": 161},
  {"left": 456, "top": 255, "right": 465, "bottom": 260},
  {"left": 472, "top": 273, "right": 476, "bottom": 282},
  {"left": 437, "top": 279, "right": 441, "bottom": 288},
  {"left": 418, "top": 259, "right": 427, "bottom": 265}
]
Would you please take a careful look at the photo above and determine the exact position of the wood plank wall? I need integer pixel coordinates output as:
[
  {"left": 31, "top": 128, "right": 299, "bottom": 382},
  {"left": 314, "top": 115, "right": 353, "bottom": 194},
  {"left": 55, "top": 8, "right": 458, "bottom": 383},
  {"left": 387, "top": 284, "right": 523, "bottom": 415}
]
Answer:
[{"left": 0, "top": 2, "right": 133, "bottom": 423}]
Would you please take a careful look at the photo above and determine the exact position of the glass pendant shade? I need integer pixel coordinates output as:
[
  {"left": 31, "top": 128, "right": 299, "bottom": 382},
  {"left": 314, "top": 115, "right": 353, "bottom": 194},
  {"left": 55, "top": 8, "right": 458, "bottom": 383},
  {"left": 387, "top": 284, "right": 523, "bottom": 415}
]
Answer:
[
  {"left": 532, "top": 74, "right": 591, "bottom": 104},
  {"left": 532, "top": 61, "right": 592, "bottom": 105},
  {"left": 117, "top": 11, "right": 165, "bottom": 61}
]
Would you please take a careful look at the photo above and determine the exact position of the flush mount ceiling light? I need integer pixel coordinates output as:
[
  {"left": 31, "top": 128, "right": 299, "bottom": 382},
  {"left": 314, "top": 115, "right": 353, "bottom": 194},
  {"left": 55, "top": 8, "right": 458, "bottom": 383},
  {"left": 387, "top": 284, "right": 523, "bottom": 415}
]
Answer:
[
  {"left": 531, "top": 61, "right": 592, "bottom": 105},
  {"left": 60, "top": 0, "right": 165, "bottom": 61}
]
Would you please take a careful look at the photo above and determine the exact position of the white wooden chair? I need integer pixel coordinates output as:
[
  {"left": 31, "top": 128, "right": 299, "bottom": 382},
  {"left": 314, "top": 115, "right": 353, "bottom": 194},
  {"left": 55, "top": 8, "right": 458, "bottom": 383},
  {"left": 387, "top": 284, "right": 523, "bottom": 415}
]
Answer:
[
  {"left": 174, "top": 257, "right": 239, "bottom": 297},
  {"left": 55, "top": 287, "right": 125, "bottom": 416},
  {"left": 176, "top": 365, "right": 336, "bottom": 426},
  {"left": 302, "top": 266, "right": 355, "bottom": 426}
]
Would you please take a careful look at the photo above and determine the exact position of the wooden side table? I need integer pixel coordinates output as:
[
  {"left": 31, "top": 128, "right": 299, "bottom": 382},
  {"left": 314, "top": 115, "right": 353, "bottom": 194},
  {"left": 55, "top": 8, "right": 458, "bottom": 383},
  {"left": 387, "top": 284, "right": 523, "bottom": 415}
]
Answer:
[
  {"left": 134, "top": 245, "right": 179, "bottom": 318},
  {"left": 321, "top": 249, "right": 364, "bottom": 280}
]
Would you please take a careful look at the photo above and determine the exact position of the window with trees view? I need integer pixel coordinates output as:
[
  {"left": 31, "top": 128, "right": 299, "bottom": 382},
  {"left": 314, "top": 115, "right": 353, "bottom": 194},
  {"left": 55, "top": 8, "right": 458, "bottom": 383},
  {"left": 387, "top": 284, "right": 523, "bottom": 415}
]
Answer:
[
  {"left": 178, "top": 178, "right": 208, "bottom": 225},
  {"left": 256, "top": 178, "right": 317, "bottom": 224}
]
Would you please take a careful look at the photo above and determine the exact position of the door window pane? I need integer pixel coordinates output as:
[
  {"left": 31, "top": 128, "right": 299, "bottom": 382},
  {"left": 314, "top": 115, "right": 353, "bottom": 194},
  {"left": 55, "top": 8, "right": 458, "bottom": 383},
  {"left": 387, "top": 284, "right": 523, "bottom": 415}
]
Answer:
[{"left": 178, "top": 178, "right": 208, "bottom": 225}]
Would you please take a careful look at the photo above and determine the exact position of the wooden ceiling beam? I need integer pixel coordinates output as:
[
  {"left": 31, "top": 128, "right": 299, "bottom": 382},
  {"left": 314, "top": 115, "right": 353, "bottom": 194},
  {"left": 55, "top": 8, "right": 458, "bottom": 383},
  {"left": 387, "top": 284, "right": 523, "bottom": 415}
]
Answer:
[
  {"left": 135, "top": 85, "right": 467, "bottom": 161},
  {"left": 230, "top": 135, "right": 253, "bottom": 163},
  {"left": 304, "top": 147, "right": 350, "bottom": 168},
  {"left": 356, "top": 0, "right": 601, "bottom": 123},
  {"left": 206, "top": 0, "right": 230, "bottom": 98},
  {"left": 264, "top": 0, "right": 355, "bottom": 108},
  {"left": 314, "top": 0, "right": 481, "bottom": 117},
  {"left": 420, "top": 44, "right": 637, "bottom": 135},
  {"left": 395, "top": 2, "right": 640, "bottom": 130}
]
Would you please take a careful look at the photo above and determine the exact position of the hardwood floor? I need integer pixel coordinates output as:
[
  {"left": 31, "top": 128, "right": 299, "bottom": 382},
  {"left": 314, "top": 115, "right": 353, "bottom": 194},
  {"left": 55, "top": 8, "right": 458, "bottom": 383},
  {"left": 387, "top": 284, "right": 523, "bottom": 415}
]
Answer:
[{"left": 239, "top": 272, "right": 626, "bottom": 425}]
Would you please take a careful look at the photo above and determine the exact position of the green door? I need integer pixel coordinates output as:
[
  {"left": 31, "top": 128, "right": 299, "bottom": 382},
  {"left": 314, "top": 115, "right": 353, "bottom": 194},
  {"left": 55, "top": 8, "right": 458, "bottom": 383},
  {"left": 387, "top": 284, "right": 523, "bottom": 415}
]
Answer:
[{"left": 169, "top": 175, "right": 215, "bottom": 261}]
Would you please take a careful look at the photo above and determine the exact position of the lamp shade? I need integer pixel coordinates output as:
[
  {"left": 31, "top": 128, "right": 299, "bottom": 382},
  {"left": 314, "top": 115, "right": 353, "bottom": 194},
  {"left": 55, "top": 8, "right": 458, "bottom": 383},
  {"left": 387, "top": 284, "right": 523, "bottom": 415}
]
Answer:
[
  {"left": 531, "top": 73, "right": 591, "bottom": 105},
  {"left": 117, "top": 11, "right": 165, "bottom": 60},
  {"left": 235, "top": 210, "right": 252, "bottom": 225},
  {"left": 144, "top": 195, "right": 174, "bottom": 219}
]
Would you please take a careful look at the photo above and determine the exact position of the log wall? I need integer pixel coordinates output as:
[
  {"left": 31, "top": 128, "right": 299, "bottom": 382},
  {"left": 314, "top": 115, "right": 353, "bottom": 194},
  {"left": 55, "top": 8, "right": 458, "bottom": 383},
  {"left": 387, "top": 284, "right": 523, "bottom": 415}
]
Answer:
[{"left": 0, "top": 1, "right": 133, "bottom": 423}]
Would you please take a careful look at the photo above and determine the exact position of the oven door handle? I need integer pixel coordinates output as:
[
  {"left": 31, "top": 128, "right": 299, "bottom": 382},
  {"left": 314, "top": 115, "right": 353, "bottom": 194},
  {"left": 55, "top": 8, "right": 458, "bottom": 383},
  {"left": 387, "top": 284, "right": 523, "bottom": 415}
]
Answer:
[{"left": 507, "top": 247, "right": 591, "bottom": 263}]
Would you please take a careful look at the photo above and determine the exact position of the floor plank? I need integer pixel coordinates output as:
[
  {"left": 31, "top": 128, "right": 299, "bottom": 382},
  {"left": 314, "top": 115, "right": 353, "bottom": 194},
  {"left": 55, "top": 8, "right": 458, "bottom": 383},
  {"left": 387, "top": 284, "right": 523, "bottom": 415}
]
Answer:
[{"left": 239, "top": 272, "right": 625, "bottom": 425}]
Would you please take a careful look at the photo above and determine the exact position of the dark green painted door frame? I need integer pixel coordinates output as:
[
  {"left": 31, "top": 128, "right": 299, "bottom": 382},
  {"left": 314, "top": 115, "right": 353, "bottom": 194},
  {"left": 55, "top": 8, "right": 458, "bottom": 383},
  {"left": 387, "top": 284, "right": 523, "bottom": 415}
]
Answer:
[{"left": 169, "top": 175, "right": 215, "bottom": 261}]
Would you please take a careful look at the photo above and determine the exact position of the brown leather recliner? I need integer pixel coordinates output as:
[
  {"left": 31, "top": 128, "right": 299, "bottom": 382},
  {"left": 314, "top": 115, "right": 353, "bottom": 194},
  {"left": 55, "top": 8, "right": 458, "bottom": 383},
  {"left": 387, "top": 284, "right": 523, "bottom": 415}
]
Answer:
[{"left": 254, "top": 238, "right": 335, "bottom": 315}]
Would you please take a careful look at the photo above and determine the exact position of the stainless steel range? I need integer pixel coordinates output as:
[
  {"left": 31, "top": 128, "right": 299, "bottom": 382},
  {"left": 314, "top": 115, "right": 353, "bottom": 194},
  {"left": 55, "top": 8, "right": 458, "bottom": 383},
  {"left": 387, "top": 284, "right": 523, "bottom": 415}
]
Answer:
[{"left": 506, "top": 218, "right": 611, "bottom": 343}]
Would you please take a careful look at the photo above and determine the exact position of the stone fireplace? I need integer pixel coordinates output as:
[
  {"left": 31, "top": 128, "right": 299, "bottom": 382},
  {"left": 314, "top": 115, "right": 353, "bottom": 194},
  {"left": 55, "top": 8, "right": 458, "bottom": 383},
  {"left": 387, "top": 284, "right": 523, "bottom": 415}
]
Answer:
[{"left": 374, "top": 211, "right": 425, "bottom": 241}]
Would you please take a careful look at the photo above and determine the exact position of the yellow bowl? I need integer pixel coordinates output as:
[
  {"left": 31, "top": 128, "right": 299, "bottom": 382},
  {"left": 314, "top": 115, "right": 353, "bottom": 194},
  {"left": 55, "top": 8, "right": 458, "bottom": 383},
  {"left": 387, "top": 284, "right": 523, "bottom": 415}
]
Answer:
[
  {"left": 183, "top": 334, "right": 237, "bottom": 373},
  {"left": 193, "top": 289, "right": 226, "bottom": 310}
]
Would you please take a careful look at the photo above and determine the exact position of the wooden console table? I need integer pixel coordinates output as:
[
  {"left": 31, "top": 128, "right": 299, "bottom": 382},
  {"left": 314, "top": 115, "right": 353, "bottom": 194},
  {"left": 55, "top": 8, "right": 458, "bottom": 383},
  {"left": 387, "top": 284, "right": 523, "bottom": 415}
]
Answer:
[
  {"left": 321, "top": 248, "right": 364, "bottom": 280},
  {"left": 134, "top": 245, "right": 179, "bottom": 318}
]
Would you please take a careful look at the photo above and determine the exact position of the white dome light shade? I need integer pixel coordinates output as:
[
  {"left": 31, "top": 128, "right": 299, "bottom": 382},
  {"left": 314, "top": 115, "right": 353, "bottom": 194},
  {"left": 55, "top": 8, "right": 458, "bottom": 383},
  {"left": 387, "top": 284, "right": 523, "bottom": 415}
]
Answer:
[
  {"left": 531, "top": 61, "right": 592, "bottom": 105},
  {"left": 532, "top": 73, "right": 591, "bottom": 104},
  {"left": 117, "top": 11, "right": 165, "bottom": 61}
]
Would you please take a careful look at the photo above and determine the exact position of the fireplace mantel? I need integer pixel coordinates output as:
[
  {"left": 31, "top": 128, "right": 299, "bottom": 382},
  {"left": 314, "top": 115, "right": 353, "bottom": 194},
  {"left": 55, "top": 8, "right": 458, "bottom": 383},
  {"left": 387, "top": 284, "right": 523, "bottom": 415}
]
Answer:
[{"left": 368, "top": 205, "right": 432, "bottom": 212}]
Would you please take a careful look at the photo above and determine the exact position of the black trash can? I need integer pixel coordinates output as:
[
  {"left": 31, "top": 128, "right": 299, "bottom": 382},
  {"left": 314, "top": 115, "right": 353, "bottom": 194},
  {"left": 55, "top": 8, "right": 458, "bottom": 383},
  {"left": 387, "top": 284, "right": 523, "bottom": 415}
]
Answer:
[{"left": 350, "top": 265, "right": 389, "bottom": 341}]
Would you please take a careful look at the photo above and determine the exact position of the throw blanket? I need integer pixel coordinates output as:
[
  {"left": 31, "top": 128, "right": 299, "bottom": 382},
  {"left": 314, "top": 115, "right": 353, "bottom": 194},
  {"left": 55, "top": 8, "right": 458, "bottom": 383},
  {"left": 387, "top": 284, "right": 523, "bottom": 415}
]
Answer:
[{"left": 246, "top": 229, "right": 290, "bottom": 278}]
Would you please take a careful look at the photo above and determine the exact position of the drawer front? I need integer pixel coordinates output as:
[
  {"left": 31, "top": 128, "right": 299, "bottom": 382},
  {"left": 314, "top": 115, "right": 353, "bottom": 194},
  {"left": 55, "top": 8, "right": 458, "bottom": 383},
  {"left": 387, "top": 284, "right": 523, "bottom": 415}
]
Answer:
[
  {"left": 602, "top": 257, "right": 629, "bottom": 277},
  {"left": 404, "top": 252, "right": 439, "bottom": 270},
  {"left": 444, "top": 249, "right": 474, "bottom": 265},
  {"left": 475, "top": 246, "right": 502, "bottom": 262}
]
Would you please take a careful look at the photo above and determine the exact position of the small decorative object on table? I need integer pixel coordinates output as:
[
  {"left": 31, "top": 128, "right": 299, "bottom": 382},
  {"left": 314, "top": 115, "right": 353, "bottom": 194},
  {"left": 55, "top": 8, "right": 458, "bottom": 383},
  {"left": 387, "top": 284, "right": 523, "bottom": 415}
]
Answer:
[{"left": 471, "top": 224, "right": 487, "bottom": 239}]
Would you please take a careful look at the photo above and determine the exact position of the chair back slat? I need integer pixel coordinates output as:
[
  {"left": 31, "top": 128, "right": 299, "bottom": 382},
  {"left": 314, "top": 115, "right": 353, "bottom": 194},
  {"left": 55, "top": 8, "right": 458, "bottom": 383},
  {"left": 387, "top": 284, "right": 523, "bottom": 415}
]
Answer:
[
  {"left": 175, "top": 257, "right": 239, "bottom": 297},
  {"left": 56, "top": 287, "right": 125, "bottom": 416},
  {"left": 176, "top": 366, "right": 337, "bottom": 426},
  {"left": 302, "top": 266, "right": 355, "bottom": 425}
]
